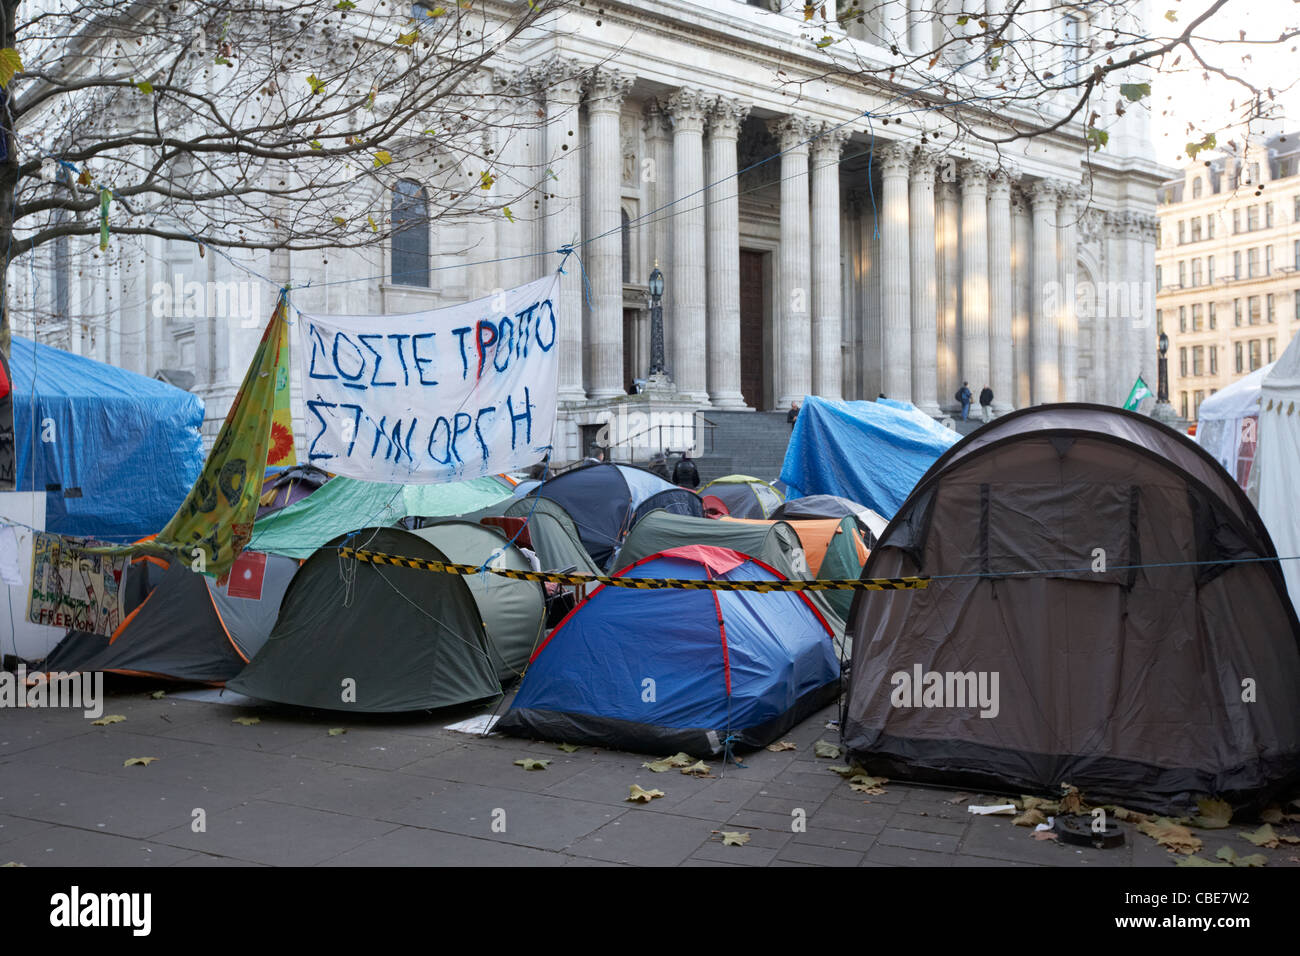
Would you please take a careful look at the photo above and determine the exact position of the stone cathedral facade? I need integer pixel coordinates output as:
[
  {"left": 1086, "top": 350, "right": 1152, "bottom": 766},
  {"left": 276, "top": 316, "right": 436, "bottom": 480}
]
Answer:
[{"left": 16, "top": 2, "right": 1168, "bottom": 463}]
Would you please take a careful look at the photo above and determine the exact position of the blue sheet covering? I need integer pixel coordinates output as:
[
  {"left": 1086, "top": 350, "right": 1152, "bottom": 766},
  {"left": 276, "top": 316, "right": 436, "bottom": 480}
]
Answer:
[
  {"left": 9, "top": 337, "right": 205, "bottom": 540},
  {"left": 780, "top": 396, "right": 959, "bottom": 519}
]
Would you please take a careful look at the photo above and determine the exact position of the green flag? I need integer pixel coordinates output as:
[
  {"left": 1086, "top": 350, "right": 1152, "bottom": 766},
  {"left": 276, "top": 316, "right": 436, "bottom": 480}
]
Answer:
[{"left": 1124, "top": 376, "right": 1153, "bottom": 411}]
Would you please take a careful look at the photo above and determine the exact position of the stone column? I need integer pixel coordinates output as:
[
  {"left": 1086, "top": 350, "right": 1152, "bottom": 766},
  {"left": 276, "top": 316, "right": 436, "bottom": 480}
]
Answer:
[
  {"left": 538, "top": 62, "right": 586, "bottom": 402},
  {"left": 493, "top": 69, "right": 532, "bottom": 293},
  {"left": 936, "top": 178, "right": 960, "bottom": 410},
  {"left": 908, "top": 148, "right": 940, "bottom": 415},
  {"left": 584, "top": 69, "right": 633, "bottom": 400},
  {"left": 664, "top": 89, "right": 712, "bottom": 404},
  {"left": 881, "top": 0, "right": 910, "bottom": 52},
  {"left": 1057, "top": 184, "right": 1082, "bottom": 402},
  {"left": 959, "top": 160, "right": 991, "bottom": 394},
  {"left": 1028, "top": 180, "right": 1060, "bottom": 404},
  {"left": 907, "top": 0, "right": 930, "bottom": 55},
  {"left": 1131, "top": 213, "right": 1158, "bottom": 395},
  {"left": 1011, "top": 187, "right": 1032, "bottom": 409},
  {"left": 811, "top": 124, "right": 848, "bottom": 401},
  {"left": 879, "top": 141, "right": 912, "bottom": 402},
  {"left": 706, "top": 96, "right": 750, "bottom": 408},
  {"left": 987, "top": 167, "right": 1015, "bottom": 413},
  {"left": 770, "top": 115, "right": 816, "bottom": 407}
]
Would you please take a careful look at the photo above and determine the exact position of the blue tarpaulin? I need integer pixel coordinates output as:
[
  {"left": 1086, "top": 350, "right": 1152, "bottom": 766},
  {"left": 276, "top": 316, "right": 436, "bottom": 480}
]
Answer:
[
  {"left": 780, "top": 396, "right": 959, "bottom": 519},
  {"left": 9, "top": 336, "right": 205, "bottom": 540}
]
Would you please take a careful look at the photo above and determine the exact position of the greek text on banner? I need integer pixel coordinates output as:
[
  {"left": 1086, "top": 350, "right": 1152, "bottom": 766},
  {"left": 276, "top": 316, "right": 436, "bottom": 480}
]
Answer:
[{"left": 297, "top": 274, "right": 560, "bottom": 483}]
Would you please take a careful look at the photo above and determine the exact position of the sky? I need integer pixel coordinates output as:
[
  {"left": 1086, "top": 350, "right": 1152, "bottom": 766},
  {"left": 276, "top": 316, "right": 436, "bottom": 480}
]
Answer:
[{"left": 1147, "top": 0, "right": 1300, "bottom": 167}]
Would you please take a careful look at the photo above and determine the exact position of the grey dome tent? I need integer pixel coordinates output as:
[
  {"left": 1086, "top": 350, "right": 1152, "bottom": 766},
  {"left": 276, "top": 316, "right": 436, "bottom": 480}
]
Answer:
[
  {"left": 228, "top": 526, "right": 544, "bottom": 712},
  {"left": 43, "top": 550, "right": 298, "bottom": 684},
  {"left": 842, "top": 404, "right": 1300, "bottom": 813}
]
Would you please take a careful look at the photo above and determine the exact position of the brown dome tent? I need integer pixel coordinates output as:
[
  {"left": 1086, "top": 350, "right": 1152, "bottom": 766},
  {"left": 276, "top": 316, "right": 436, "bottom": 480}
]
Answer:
[{"left": 842, "top": 404, "right": 1300, "bottom": 813}]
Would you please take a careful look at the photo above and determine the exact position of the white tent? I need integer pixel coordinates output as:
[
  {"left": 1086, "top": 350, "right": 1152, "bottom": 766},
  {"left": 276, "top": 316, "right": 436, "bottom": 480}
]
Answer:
[
  {"left": 1251, "top": 335, "right": 1300, "bottom": 612},
  {"left": 1195, "top": 362, "right": 1274, "bottom": 487}
]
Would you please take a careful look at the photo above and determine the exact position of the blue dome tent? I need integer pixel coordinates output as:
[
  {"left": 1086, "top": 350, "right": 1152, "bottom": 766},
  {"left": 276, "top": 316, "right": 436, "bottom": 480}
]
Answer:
[{"left": 497, "top": 545, "right": 840, "bottom": 756}]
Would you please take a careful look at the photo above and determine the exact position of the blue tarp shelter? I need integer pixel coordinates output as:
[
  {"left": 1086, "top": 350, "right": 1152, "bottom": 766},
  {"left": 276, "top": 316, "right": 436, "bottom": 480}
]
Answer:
[
  {"left": 497, "top": 545, "right": 840, "bottom": 756},
  {"left": 9, "top": 336, "right": 204, "bottom": 540},
  {"left": 781, "top": 396, "right": 959, "bottom": 519}
]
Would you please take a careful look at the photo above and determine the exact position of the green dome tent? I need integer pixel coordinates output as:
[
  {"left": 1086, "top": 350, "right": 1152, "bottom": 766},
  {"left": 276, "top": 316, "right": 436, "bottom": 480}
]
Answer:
[{"left": 228, "top": 526, "right": 543, "bottom": 712}]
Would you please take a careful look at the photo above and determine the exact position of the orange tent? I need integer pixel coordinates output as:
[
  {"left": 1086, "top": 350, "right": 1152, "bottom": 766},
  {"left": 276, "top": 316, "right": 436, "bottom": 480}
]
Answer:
[{"left": 720, "top": 516, "right": 868, "bottom": 577}]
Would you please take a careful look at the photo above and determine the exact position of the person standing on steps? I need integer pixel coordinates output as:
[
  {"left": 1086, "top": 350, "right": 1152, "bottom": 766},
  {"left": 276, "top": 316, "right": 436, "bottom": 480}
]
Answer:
[
  {"left": 786, "top": 400, "right": 801, "bottom": 429},
  {"left": 979, "top": 385, "right": 994, "bottom": 423},
  {"left": 672, "top": 451, "right": 699, "bottom": 489},
  {"left": 956, "top": 382, "right": 972, "bottom": 422}
]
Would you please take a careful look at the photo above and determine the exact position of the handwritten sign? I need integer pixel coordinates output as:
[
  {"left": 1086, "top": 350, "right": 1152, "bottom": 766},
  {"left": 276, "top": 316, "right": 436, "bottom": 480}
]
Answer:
[
  {"left": 28, "top": 532, "right": 126, "bottom": 636},
  {"left": 297, "top": 275, "right": 560, "bottom": 483}
]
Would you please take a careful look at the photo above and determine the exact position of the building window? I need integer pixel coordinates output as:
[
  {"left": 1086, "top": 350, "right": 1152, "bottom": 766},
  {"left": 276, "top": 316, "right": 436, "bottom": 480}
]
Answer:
[
  {"left": 1191, "top": 259, "right": 1202, "bottom": 286},
  {"left": 1250, "top": 162, "right": 1260, "bottom": 184},
  {"left": 1192, "top": 345, "right": 1204, "bottom": 376},
  {"left": 1207, "top": 214, "right": 1215, "bottom": 239},
  {"left": 1191, "top": 218, "right": 1202, "bottom": 242},
  {"left": 1249, "top": 296, "right": 1261, "bottom": 325},
  {"left": 1207, "top": 256, "right": 1215, "bottom": 283},
  {"left": 1179, "top": 346, "right": 1188, "bottom": 376},
  {"left": 1248, "top": 205, "right": 1260, "bottom": 231},
  {"left": 1181, "top": 392, "right": 1189, "bottom": 419},
  {"left": 1156, "top": 309, "right": 1163, "bottom": 333},
  {"left": 390, "top": 179, "right": 430, "bottom": 287},
  {"left": 1235, "top": 341, "right": 1244, "bottom": 372},
  {"left": 1179, "top": 261, "right": 1187, "bottom": 287},
  {"left": 1234, "top": 298, "right": 1242, "bottom": 326},
  {"left": 1192, "top": 303, "right": 1203, "bottom": 331},
  {"left": 1192, "top": 177, "right": 1203, "bottom": 198},
  {"left": 1194, "top": 390, "right": 1205, "bottom": 418},
  {"left": 1266, "top": 202, "right": 1275, "bottom": 228},
  {"left": 1210, "top": 346, "right": 1218, "bottom": 375},
  {"left": 1294, "top": 238, "right": 1299, "bottom": 270},
  {"left": 1266, "top": 245, "right": 1274, "bottom": 275},
  {"left": 1294, "top": 195, "right": 1300, "bottom": 222},
  {"left": 1234, "top": 251, "right": 1242, "bottom": 278},
  {"left": 1247, "top": 247, "right": 1259, "bottom": 277},
  {"left": 1155, "top": 265, "right": 1162, "bottom": 291},
  {"left": 1233, "top": 209, "right": 1241, "bottom": 233},
  {"left": 1250, "top": 339, "right": 1262, "bottom": 371},
  {"left": 1062, "top": 15, "right": 1083, "bottom": 84},
  {"left": 1179, "top": 306, "right": 1187, "bottom": 332},
  {"left": 1269, "top": 338, "right": 1277, "bottom": 362},
  {"left": 1267, "top": 293, "right": 1275, "bottom": 323},
  {"left": 1295, "top": 289, "right": 1300, "bottom": 321},
  {"left": 1209, "top": 302, "right": 1217, "bottom": 329}
]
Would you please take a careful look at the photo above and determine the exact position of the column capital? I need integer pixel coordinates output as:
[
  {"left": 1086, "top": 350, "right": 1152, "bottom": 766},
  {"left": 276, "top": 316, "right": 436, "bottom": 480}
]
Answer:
[
  {"left": 1056, "top": 181, "right": 1088, "bottom": 211},
  {"left": 986, "top": 166, "right": 1016, "bottom": 199},
  {"left": 530, "top": 57, "right": 585, "bottom": 103},
  {"left": 708, "top": 96, "right": 751, "bottom": 139},
  {"left": 768, "top": 114, "right": 818, "bottom": 151},
  {"left": 876, "top": 140, "right": 913, "bottom": 176},
  {"left": 1136, "top": 213, "right": 1160, "bottom": 239},
  {"left": 958, "top": 159, "right": 995, "bottom": 190},
  {"left": 643, "top": 99, "right": 672, "bottom": 139},
  {"left": 1026, "top": 177, "right": 1065, "bottom": 207},
  {"left": 809, "top": 123, "right": 850, "bottom": 161},
  {"left": 585, "top": 69, "right": 633, "bottom": 112},
  {"left": 491, "top": 68, "right": 533, "bottom": 99},
  {"left": 908, "top": 147, "right": 940, "bottom": 182},
  {"left": 663, "top": 88, "right": 713, "bottom": 133}
]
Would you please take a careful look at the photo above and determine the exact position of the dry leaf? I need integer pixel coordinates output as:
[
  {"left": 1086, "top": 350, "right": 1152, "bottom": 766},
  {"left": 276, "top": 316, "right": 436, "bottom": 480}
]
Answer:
[
  {"left": 1013, "top": 809, "right": 1048, "bottom": 828},
  {"left": 627, "top": 785, "right": 665, "bottom": 803},
  {"left": 1110, "top": 805, "right": 1151, "bottom": 824},
  {"left": 945, "top": 792, "right": 975, "bottom": 805},
  {"left": 813, "top": 740, "right": 841, "bottom": 759},
  {"left": 765, "top": 741, "right": 797, "bottom": 752},
  {"left": 91, "top": 715, "right": 126, "bottom": 726},
  {"left": 680, "top": 760, "right": 712, "bottom": 777},
  {"left": 327, "top": 728, "right": 347, "bottom": 736},
  {"left": 1217, "top": 846, "right": 1268, "bottom": 867},
  {"left": 149, "top": 690, "right": 166, "bottom": 700},
  {"left": 718, "top": 831, "right": 750, "bottom": 846},
  {"left": 1020, "top": 796, "right": 1061, "bottom": 815},
  {"left": 1, "top": 862, "right": 25, "bottom": 867},
  {"left": 642, "top": 759, "right": 675, "bottom": 773},
  {"left": 123, "top": 757, "right": 159, "bottom": 767},
  {"left": 1194, "top": 797, "right": 1232, "bottom": 829},
  {"left": 1059, "top": 783, "right": 1086, "bottom": 815},
  {"left": 847, "top": 773, "right": 888, "bottom": 794},
  {"left": 1137, "top": 817, "right": 1203, "bottom": 854},
  {"left": 514, "top": 758, "right": 550, "bottom": 771},
  {"left": 556, "top": 743, "right": 580, "bottom": 753},
  {"left": 232, "top": 716, "right": 261, "bottom": 726}
]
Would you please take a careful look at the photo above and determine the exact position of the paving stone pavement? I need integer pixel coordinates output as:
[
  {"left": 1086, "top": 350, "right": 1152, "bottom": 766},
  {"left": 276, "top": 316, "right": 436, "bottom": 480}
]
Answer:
[{"left": 1, "top": 686, "right": 1297, "bottom": 867}]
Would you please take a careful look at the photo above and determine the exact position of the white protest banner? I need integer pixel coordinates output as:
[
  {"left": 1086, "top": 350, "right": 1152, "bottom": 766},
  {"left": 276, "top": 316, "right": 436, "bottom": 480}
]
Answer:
[{"left": 297, "top": 274, "right": 561, "bottom": 482}]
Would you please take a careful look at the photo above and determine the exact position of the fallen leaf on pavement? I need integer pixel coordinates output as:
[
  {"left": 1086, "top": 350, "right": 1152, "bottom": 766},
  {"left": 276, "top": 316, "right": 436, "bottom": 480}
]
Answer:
[
  {"left": 1194, "top": 797, "right": 1232, "bottom": 829},
  {"left": 556, "top": 743, "right": 580, "bottom": 753},
  {"left": 718, "top": 831, "right": 750, "bottom": 846},
  {"left": 1217, "top": 846, "right": 1267, "bottom": 867},
  {"left": 813, "top": 740, "right": 841, "bottom": 759},
  {"left": 123, "top": 757, "right": 159, "bottom": 767},
  {"left": 327, "top": 728, "right": 347, "bottom": 736},
  {"left": 627, "top": 785, "right": 665, "bottom": 803},
  {"left": 1014, "top": 809, "right": 1048, "bottom": 828},
  {"left": 514, "top": 758, "right": 550, "bottom": 771},
  {"left": 680, "top": 760, "right": 712, "bottom": 777},
  {"left": 232, "top": 716, "right": 261, "bottom": 726},
  {"left": 766, "top": 741, "right": 797, "bottom": 752},
  {"left": 91, "top": 715, "right": 126, "bottom": 726},
  {"left": 1138, "top": 817, "right": 1202, "bottom": 854}
]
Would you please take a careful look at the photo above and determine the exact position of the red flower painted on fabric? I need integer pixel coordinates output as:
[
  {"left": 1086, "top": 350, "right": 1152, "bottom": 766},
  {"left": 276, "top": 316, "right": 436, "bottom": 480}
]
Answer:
[{"left": 266, "top": 421, "right": 294, "bottom": 465}]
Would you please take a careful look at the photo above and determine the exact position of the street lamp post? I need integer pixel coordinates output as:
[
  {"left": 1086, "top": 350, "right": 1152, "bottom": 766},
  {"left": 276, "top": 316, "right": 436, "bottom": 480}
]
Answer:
[
  {"left": 648, "top": 262, "right": 665, "bottom": 377},
  {"left": 1157, "top": 331, "right": 1169, "bottom": 402}
]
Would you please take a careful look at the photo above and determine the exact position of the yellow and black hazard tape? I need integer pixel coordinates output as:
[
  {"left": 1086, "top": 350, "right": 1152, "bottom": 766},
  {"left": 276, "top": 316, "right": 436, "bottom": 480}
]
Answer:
[{"left": 337, "top": 546, "right": 929, "bottom": 592}]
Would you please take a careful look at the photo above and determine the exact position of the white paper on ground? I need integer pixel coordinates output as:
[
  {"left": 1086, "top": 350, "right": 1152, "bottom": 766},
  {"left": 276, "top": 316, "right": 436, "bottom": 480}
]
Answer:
[
  {"left": 444, "top": 714, "right": 500, "bottom": 735},
  {"left": 967, "top": 803, "right": 1018, "bottom": 815}
]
